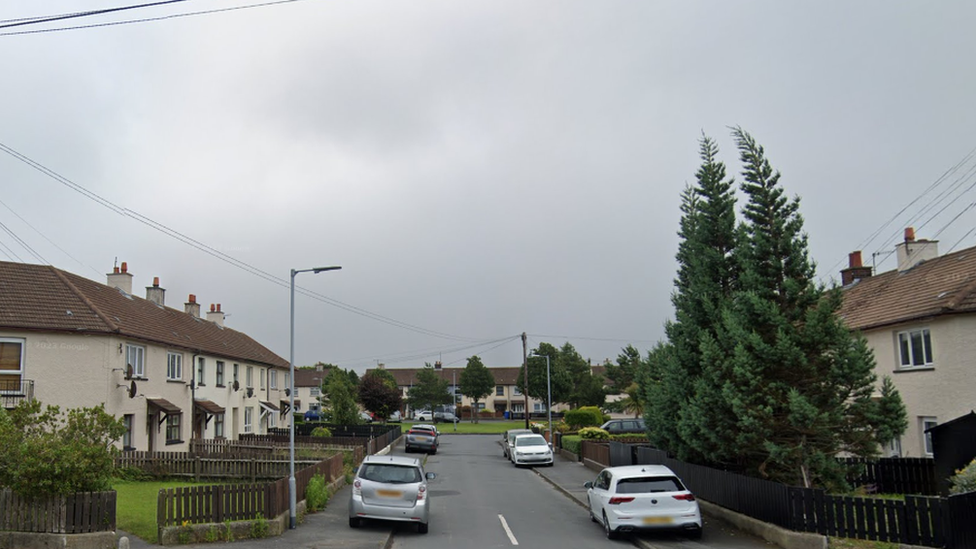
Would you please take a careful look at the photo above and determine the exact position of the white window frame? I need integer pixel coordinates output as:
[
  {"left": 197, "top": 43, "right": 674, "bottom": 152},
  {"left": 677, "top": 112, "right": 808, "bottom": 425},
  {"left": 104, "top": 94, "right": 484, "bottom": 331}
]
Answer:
[
  {"left": 0, "top": 338, "right": 25, "bottom": 392},
  {"left": 513, "top": 386, "right": 522, "bottom": 396},
  {"left": 122, "top": 414, "right": 134, "bottom": 449},
  {"left": 260, "top": 368, "right": 265, "bottom": 389},
  {"left": 310, "top": 387, "right": 321, "bottom": 397},
  {"left": 246, "top": 366, "right": 254, "bottom": 388},
  {"left": 897, "top": 328, "right": 934, "bottom": 369},
  {"left": 921, "top": 417, "right": 938, "bottom": 456},
  {"left": 269, "top": 370, "right": 277, "bottom": 390},
  {"left": 216, "top": 361, "right": 225, "bottom": 387},
  {"left": 244, "top": 407, "right": 254, "bottom": 433},
  {"left": 166, "top": 352, "right": 182, "bottom": 381},
  {"left": 267, "top": 411, "right": 277, "bottom": 429},
  {"left": 496, "top": 385, "right": 504, "bottom": 396},
  {"left": 126, "top": 344, "right": 145, "bottom": 379},
  {"left": 885, "top": 437, "right": 902, "bottom": 458},
  {"left": 165, "top": 413, "right": 182, "bottom": 444},
  {"left": 214, "top": 413, "right": 225, "bottom": 438},
  {"left": 233, "top": 363, "right": 239, "bottom": 383}
]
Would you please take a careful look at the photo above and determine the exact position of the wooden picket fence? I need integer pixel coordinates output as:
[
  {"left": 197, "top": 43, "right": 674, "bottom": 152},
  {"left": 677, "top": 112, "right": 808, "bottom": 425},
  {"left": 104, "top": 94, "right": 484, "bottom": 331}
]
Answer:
[
  {"left": 0, "top": 489, "right": 116, "bottom": 533},
  {"left": 157, "top": 452, "right": 347, "bottom": 528},
  {"left": 116, "top": 451, "right": 321, "bottom": 481}
]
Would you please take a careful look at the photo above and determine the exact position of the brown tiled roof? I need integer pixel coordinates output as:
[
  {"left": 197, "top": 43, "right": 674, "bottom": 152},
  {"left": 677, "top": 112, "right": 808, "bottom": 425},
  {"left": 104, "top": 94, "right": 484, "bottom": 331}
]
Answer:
[
  {"left": 839, "top": 246, "right": 976, "bottom": 331},
  {"left": 368, "top": 366, "right": 523, "bottom": 386},
  {"left": 0, "top": 261, "right": 288, "bottom": 368},
  {"left": 295, "top": 368, "right": 330, "bottom": 387}
]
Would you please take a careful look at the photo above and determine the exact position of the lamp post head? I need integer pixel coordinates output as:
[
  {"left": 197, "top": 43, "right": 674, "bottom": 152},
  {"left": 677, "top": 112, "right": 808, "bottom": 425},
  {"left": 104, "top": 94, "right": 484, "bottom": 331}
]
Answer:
[{"left": 313, "top": 266, "right": 342, "bottom": 274}]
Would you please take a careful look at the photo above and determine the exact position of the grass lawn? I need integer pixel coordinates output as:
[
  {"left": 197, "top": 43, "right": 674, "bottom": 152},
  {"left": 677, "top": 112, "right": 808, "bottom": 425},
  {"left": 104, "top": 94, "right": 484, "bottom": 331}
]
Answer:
[
  {"left": 113, "top": 479, "right": 216, "bottom": 543},
  {"left": 402, "top": 419, "right": 532, "bottom": 434}
]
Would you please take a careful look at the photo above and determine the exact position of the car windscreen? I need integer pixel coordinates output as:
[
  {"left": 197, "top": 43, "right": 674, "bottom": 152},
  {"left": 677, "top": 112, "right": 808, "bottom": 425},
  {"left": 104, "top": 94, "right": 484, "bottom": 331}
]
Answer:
[
  {"left": 515, "top": 436, "right": 547, "bottom": 447},
  {"left": 359, "top": 464, "right": 422, "bottom": 484},
  {"left": 508, "top": 430, "right": 532, "bottom": 442},
  {"left": 615, "top": 476, "right": 685, "bottom": 493}
]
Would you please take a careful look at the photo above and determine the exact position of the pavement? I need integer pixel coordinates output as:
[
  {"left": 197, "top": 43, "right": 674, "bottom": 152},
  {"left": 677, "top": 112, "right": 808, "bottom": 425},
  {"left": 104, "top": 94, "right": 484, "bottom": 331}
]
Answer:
[{"left": 114, "top": 438, "right": 717, "bottom": 549}]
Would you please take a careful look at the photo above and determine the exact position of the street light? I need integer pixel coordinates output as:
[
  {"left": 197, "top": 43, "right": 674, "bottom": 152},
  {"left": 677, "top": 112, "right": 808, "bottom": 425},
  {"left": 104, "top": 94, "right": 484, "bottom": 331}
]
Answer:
[
  {"left": 289, "top": 265, "right": 341, "bottom": 530},
  {"left": 529, "top": 353, "right": 552, "bottom": 449}
]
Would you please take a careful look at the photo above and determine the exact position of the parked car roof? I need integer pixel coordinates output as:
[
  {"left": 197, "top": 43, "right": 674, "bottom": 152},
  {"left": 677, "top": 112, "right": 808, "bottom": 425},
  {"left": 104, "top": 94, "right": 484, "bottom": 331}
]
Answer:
[{"left": 362, "top": 454, "right": 422, "bottom": 467}]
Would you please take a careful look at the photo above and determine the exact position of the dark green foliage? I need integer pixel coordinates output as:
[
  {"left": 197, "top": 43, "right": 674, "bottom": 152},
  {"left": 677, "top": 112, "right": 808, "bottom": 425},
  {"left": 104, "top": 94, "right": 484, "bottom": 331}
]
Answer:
[
  {"left": 604, "top": 345, "right": 642, "bottom": 394},
  {"left": 516, "top": 342, "right": 572, "bottom": 408},
  {"left": 357, "top": 371, "right": 402, "bottom": 421},
  {"left": 875, "top": 376, "right": 908, "bottom": 447},
  {"left": 578, "top": 427, "right": 610, "bottom": 440},
  {"left": 305, "top": 474, "right": 330, "bottom": 512},
  {"left": 324, "top": 367, "right": 361, "bottom": 425},
  {"left": 0, "top": 400, "right": 125, "bottom": 497},
  {"left": 564, "top": 408, "right": 602, "bottom": 429},
  {"left": 561, "top": 435, "right": 582, "bottom": 456},
  {"left": 310, "top": 426, "right": 333, "bottom": 437},
  {"left": 459, "top": 356, "right": 495, "bottom": 423},
  {"left": 407, "top": 363, "right": 453, "bottom": 413}
]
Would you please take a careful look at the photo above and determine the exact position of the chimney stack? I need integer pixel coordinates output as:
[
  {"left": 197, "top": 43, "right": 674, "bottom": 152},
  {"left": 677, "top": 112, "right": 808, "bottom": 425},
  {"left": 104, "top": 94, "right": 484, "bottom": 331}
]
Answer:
[
  {"left": 896, "top": 227, "right": 939, "bottom": 272},
  {"left": 840, "top": 251, "right": 873, "bottom": 286},
  {"left": 184, "top": 294, "right": 200, "bottom": 318},
  {"left": 207, "top": 303, "right": 226, "bottom": 327},
  {"left": 145, "top": 276, "right": 166, "bottom": 306},
  {"left": 106, "top": 261, "right": 133, "bottom": 294}
]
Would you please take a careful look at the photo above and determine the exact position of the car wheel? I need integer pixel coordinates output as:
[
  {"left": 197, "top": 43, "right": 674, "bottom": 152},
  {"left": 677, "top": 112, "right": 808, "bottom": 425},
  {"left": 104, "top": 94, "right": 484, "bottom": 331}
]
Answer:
[
  {"left": 349, "top": 517, "right": 361, "bottom": 528},
  {"left": 417, "top": 522, "right": 429, "bottom": 534},
  {"left": 603, "top": 512, "right": 617, "bottom": 540},
  {"left": 688, "top": 526, "right": 703, "bottom": 540}
]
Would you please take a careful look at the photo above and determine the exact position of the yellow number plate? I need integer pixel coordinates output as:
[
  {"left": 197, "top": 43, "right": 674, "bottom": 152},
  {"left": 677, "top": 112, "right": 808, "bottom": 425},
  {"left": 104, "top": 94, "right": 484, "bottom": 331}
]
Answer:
[
  {"left": 377, "top": 490, "right": 402, "bottom": 498},
  {"left": 642, "top": 516, "right": 673, "bottom": 525}
]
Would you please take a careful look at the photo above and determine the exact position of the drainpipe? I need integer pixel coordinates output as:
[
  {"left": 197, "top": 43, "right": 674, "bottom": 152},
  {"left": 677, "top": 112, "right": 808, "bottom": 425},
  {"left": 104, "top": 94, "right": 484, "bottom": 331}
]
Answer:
[{"left": 190, "top": 353, "right": 199, "bottom": 456}]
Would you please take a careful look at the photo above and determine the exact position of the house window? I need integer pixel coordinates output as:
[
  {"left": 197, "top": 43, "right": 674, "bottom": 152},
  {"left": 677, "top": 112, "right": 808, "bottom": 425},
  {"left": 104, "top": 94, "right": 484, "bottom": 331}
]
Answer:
[
  {"left": 246, "top": 366, "right": 254, "bottom": 388},
  {"left": 233, "top": 364, "right": 239, "bottom": 383},
  {"left": 310, "top": 387, "right": 321, "bottom": 397},
  {"left": 534, "top": 402, "right": 545, "bottom": 412},
  {"left": 513, "top": 386, "right": 522, "bottom": 396},
  {"left": 166, "top": 352, "right": 182, "bottom": 381},
  {"left": 885, "top": 437, "right": 902, "bottom": 458},
  {"left": 216, "top": 361, "right": 225, "bottom": 387},
  {"left": 244, "top": 407, "right": 254, "bottom": 433},
  {"left": 126, "top": 344, "right": 145, "bottom": 378},
  {"left": 898, "top": 328, "right": 933, "bottom": 368},
  {"left": 165, "top": 414, "right": 182, "bottom": 444},
  {"left": 196, "top": 357, "right": 206, "bottom": 386},
  {"left": 495, "top": 385, "right": 504, "bottom": 396},
  {"left": 260, "top": 368, "right": 265, "bottom": 389},
  {"left": 214, "top": 413, "right": 225, "bottom": 438},
  {"left": 267, "top": 411, "right": 277, "bottom": 429},
  {"left": 122, "top": 414, "right": 134, "bottom": 450},
  {"left": 0, "top": 338, "right": 25, "bottom": 391},
  {"left": 269, "top": 370, "right": 277, "bottom": 390},
  {"left": 284, "top": 373, "right": 290, "bottom": 391},
  {"left": 921, "top": 417, "right": 938, "bottom": 456},
  {"left": 512, "top": 403, "right": 525, "bottom": 413}
]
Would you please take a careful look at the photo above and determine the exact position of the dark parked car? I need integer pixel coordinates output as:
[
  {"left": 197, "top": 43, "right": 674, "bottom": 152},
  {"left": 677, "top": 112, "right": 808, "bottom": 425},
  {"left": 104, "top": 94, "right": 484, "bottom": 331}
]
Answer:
[{"left": 600, "top": 419, "right": 646, "bottom": 435}]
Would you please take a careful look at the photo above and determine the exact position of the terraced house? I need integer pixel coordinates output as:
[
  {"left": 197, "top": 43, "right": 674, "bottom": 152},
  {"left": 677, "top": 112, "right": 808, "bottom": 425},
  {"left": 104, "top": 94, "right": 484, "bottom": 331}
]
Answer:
[
  {"left": 839, "top": 229, "right": 976, "bottom": 458},
  {"left": 0, "top": 260, "right": 291, "bottom": 451}
]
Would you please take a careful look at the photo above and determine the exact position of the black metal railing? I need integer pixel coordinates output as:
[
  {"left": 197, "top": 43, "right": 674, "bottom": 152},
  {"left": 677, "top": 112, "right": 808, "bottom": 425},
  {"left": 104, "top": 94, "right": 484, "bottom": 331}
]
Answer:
[{"left": 0, "top": 379, "right": 33, "bottom": 409}]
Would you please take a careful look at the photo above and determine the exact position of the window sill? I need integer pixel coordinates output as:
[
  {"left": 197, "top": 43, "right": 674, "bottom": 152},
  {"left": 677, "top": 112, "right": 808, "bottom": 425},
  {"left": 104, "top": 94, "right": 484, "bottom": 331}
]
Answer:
[
  {"left": 165, "top": 439, "right": 184, "bottom": 446},
  {"left": 216, "top": 384, "right": 225, "bottom": 388},
  {"left": 166, "top": 379, "right": 184, "bottom": 383},
  {"left": 893, "top": 366, "right": 935, "bottom": 374}
]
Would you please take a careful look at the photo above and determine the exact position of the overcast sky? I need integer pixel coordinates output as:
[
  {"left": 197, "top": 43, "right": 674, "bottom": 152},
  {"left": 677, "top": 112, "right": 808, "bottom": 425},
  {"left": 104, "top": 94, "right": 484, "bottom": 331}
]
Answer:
[{"left": 3, "top": 1, "right": 976, "bottom": 373}]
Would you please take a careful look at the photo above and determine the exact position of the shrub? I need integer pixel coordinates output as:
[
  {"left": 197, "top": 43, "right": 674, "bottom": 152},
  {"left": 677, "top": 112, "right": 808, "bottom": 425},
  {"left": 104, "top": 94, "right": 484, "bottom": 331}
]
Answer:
[
  {"left": 205, "top": 526, "right": 219, "bottom": 543},
  {"left": 950, "top": 459, "right": 976, "bottom": 494},
  {"left": 562, "top": 435, "right": 582, "bottom": 455},
  {"left": 564, "top": 409, "right": 601, "bottom": 429},
  {"left": 610, "top": 433, "right": 647, "bottom": 442},
  {"left": 578, "top": 427, "right": 610, "bottom": 440},
  {"left": 579, "top": 406, "right": 609, "bottom": 424},
  {"left": 223, "top": 520, "right": 235, "bottom": 542},
  {"left": 311, "top": 426, "right": 333, "bottom": 438},
  {"left": 553, "top": 420, "right": 571, "bottom": 433},
  {"left": 306, "top": 474, "right": 330, "bottom": 512}
]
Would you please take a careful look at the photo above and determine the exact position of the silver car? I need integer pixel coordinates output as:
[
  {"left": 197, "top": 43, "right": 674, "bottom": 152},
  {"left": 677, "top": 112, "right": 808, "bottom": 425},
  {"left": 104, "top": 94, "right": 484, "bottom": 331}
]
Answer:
[
  {"left": 584, "top": 465, "right": 702, "bottom": 539},
  {"left": 348, "top": 455, "right": 436, "bottom": 533},
  {"left": 510, "top": 433, "right": 553, "bottom": 467},
  {"left": 503, "top": 428, "right": 533, "bottom": 460}
]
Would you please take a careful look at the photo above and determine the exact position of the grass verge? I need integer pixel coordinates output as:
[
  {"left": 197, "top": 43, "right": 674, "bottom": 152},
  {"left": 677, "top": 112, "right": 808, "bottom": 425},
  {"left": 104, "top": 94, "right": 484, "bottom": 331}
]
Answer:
[
  {"left": 403, "top": 419, "right": 534, "bottom": 434},
  {"left": 113, "top": 479, "right": 216, "bottom": 543}
]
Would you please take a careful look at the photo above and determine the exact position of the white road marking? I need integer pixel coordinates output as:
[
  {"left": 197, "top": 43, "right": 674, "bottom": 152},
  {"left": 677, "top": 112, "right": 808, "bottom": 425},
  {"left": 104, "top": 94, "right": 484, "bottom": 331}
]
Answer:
[{"left": 498, "top": 514, "right": 519, "bottom": 545}]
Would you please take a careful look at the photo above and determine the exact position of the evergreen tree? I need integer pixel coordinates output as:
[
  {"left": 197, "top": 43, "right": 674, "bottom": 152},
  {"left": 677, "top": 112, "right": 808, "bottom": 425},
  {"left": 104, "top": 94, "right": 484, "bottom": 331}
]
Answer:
[
  {"left": 459, "top": 356, "right": 495, "bottom": 423},
  {"left": 407, "top": 364, "right": 453, "bottom": 416},
  {"left": 324, "top": 367, "right": 361, "bottom": 425},
  {"left": 604, "top": 345, "right": 641, "bottom": 394}
]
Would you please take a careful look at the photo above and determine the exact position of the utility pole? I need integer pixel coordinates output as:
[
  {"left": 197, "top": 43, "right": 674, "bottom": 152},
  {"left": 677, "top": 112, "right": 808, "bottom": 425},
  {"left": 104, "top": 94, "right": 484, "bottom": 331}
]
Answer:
[{"left": 522, "top": 332, "right": 529, "bottom": 428}]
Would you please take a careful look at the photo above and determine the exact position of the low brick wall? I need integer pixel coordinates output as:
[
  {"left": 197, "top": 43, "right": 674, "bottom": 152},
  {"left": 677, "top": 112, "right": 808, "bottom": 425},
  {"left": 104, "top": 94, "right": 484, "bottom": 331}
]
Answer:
[{"left": 0, "top": 531, "right": 117, "bottom": 549}]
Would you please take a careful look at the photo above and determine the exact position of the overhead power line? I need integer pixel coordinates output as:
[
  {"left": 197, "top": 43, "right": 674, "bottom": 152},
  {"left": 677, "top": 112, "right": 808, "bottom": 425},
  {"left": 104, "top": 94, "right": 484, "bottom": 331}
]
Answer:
[
  {"left": 0, "top": 0, "right": 189, "bottom": 30},
  {"left": 0, "top": 141, "right": 480, "bottom": 342}
]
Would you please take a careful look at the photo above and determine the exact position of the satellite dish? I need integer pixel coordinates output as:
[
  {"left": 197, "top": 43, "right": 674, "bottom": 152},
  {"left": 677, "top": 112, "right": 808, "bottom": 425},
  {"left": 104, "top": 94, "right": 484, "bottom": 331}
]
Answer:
[
  {"left": 128, "top": 380, "right": 137, "bottom": 399},
  {"left": 126, "top": 364, "right": 134, "bottom": 379},
  {"left": 246, "top": 388, "right": 254, "bottom": 398},
  {"left": 285, "top": 388, "right": 291, "bottom": 396},
  {"left": 233, "top": 380, "right": 240, "bottom": 391}
]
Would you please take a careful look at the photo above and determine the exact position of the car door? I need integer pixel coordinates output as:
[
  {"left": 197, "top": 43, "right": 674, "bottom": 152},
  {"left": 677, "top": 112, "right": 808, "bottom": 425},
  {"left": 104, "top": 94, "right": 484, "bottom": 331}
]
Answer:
[{"left": 587, "top": 470, "right": 612, "bottom": 520}]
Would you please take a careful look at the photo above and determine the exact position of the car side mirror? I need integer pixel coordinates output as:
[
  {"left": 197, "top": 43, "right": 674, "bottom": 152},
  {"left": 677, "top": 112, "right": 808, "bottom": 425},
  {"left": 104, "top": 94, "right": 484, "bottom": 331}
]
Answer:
[
  {"left": 584, "top": 481, "right": 593, "bottom": 489},
  {"left": 426, "top": 472, "right": 436, "bottom": 480}
]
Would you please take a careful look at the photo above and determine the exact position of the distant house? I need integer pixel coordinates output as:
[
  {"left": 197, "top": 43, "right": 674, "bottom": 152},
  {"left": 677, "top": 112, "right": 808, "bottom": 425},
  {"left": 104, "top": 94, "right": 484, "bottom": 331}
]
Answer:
[
  {"left": 294, "top": 365, "right": 330, "bottom": 417},
  {"left": 838, "top": 228, "right": 976, "bottom": 458},
  {"left": 0, "top": 260, "right": 290, "bottom": 451}
]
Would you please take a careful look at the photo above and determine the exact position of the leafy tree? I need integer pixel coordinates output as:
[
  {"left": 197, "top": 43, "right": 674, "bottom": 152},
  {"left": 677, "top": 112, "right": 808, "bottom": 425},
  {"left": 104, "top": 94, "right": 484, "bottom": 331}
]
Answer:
[
  {"left": 324, "top": 367, "right": 361, "bottom": 425},
  {"left": 358, "top": 371, "right": 402, "bottom": 422},
  {"left": 558, "top": 343, "right": 593, "bottom": 408},
  {"left": 459, "top": 356, "right": 495, "bottom": 423},
  {"left": 517, "top": 343, "right": 572, "bottom": 410},
  {"left": 0, "top": 400, "right": 125, "bottom": 497},
  {"left": 604, "top": 345, "right": 642, "bottom": 394},
  {"left": 617, "top": 382, "right": 645, "bottom": 418},
  {"left": 407, "top": 364, "right": 452, "bottom": 417},
  {"left": 572, "top": 372, "right": 607, "bottom": 408}
]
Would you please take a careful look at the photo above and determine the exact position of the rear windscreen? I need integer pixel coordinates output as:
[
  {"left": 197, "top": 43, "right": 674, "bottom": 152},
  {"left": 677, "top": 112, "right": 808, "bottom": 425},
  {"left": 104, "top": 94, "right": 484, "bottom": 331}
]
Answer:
[
  {"left": 360, "top": 464, "right": 422, "bottom": 484},
  {"left": 615, "top": 477, "right": 684, "bottom": 493}
]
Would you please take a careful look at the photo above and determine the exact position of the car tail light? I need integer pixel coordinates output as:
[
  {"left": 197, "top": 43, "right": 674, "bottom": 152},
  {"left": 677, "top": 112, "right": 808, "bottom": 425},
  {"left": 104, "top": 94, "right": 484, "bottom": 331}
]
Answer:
[
  {"left": 416, "top": 485, "right": 427, "bottom": 501},
  {"left": 673, "top": 493, "right": 696, "bottom": 501},
  {"left": 608, "top": 496, "right": 634, "bottom": 504}
]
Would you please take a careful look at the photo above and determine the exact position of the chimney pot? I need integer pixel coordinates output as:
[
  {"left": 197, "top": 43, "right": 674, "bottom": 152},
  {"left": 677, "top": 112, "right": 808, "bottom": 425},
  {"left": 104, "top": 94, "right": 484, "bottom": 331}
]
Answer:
[
  {"left": 153, "top": 276, "right": 159, "bottom": 287},
  {"left": 121, "top": 262, "right": 128, "bottom": 273},
  {"left": 216, "top": 304, "right": 222, "bottom": 313},
  {"left": 210, "top": 303, "right": 216, "bottom": 313},
  {"left": 849, "top": 251, "right": 863, "bottom": 268},
  {"left": 905, "top": 227, "right": 916, "bottom": 242},
  {"left": 189, "top": 294, "right": 196, "bottom": 304},
  {"left": 113, "top": 266, "right": 120, "bottom": 274}
]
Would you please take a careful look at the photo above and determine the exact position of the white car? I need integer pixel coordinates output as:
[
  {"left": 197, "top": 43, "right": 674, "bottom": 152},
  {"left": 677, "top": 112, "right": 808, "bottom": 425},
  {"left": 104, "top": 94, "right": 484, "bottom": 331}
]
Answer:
[
  {"left": 510, "top": 433, "right": 553, "bottom": 467},
  {"left": 349, "top": 454, "right": 436, "bottom": 533},
  {"left": 584, "top": 465, "right": 702, "bottom": 540}
]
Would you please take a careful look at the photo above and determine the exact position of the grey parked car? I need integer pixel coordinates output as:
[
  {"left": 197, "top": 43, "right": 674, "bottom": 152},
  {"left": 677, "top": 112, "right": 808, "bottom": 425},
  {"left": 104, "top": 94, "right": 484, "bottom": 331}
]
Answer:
[
  {"left": 349, "top": 455, "right": 436, "bottom": 533},
  {"left": 600, "top": 418, "right": 646, "bottom": 435}
]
